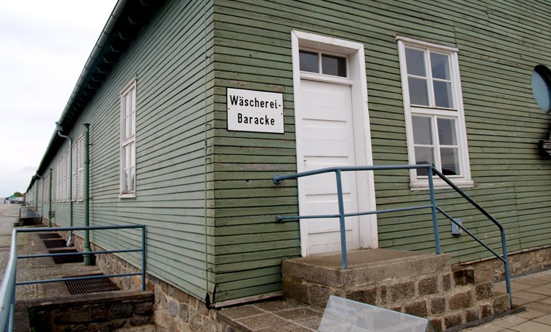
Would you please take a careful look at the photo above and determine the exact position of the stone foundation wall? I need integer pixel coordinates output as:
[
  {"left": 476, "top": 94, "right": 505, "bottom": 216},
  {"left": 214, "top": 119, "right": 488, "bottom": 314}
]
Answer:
[
  {"left": 26, "top": 291, "right": 154, "bottom": 332},
  {"left": 466, "top": 247, "right": 551, "bottom": 283}
]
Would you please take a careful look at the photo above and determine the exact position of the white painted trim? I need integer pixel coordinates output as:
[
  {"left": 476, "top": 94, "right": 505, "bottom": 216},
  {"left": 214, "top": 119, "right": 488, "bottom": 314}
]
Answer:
[
  {"left": 120, "top": 79, "right": 137, "bottom": 196},
  {"left": 396, "top": 35, "right": 459, "bottom": 52},
  {"left": 291, "top": 30, "right": 378, "bottom": 256},
  {"left": 397, "top": 38, "right": 472, "bottom": 190},
  {"left": 299, "top": 72, "right": 353, "bottom": 85}
]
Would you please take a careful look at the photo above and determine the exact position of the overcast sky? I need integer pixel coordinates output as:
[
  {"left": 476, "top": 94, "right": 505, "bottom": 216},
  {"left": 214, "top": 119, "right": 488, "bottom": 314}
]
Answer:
[{"left": 0, "top": 0, "right": 118, "bottom": 197}]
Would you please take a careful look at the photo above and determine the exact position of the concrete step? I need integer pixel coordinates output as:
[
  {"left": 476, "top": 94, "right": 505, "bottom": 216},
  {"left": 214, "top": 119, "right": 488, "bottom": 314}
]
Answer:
[
  {"left": 283, "top": 249, "right": 451, "bottom": 290},
  {"left": 281, "top": 249, "right": 511, "bottom": 331}
]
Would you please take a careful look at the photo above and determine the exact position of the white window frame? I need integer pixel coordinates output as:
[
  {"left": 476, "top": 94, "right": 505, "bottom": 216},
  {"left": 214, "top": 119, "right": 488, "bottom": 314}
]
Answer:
[
  {"left": 62, "top": 153, "right": 67, "bottom": 201},
  {"left": 64, "top": 152, "right": 68, "bottom": 201},
  {"left": 77, "top": 135, "right": 84, "bottom": 201},
  {"left": 120, "top": 80, "right": 137, "bottom": 198},
  {"left": 72, "top": 142, "right": 77, "bottom": 201},
  {"left": 397, "top": 36, "right": 473, "bottom": 190}
]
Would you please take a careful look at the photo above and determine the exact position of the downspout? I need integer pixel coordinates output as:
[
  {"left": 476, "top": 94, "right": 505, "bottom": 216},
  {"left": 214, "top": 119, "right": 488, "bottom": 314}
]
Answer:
[
  {"left": 83, "top": 124, "right": 92, "bottom": 265},
  {"left": 55, "top": 122, "right": 74, "bottom": 247},
  {"left": 203, "top": 0, "right": 212, "bottom": 307},
  {"left": 35, "top": 173, "right": 44, "bottom": 223},
  {"left": 48, "top": 168, "right": 52, "bottom": 227}
]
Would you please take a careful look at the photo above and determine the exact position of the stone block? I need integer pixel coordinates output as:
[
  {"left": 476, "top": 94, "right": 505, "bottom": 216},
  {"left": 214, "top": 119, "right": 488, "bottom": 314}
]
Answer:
[
  {"left": 475, "top": 282, "right": 494, "bottom": 300},
  {"left": 493, "top": 294, "right": 510, "bottom": 314},
  {"left": 90, "top": 304, "right": 109, "bottom": 321},
  {"left": 168, "top": 285, "right": 189, "bottom": 303},
  {"left": 390, "top": 305, "right": 402, "bottom": 312},
  {"left": 466, "top": 308, "right": 479, "bottom": 323},
  {"left": 130, "top": 315, "right": 150, "bottom": 326},
  {"left": 449, "top": 290, "right": 473, "bottom": 310},
  {"left": 430, "top": 297, "right": 446, "bottom": 315},
  {"left": 480, "top": 303, "right": 492, "bottom": 318},
  {"left": 309, "top": 285, "right": 330, "bottom": 307},
  {"left": 404, "top": 300, "right": 427, "bottom": 317},
  {"left": 282, "top": 277, "right": 309, "bottom": 304},
  {"left": 104, "top": 318, "right": 126, "bottom": 330},
  {"left": 390, "top": 281, "right": 415, "bottom": 302},
  {"left": 430, "top": 318, "right": 443, "bottom": 332},
  {"left": 155, "top": 309, "right": 167, "bottom": 328},
  {"left": 189, "top": 296, "right": 197, "bottom": 309},
  {"left": 55, "top": 306, "right": 92, "bottom": 323},
  {"left": 180, "top": 303, "right": 189, "bottom": 323},
  {"left": 168, "top": 299, "right": 179, "bottom": 317},
  {"left": 418, "top": 276, "right": 439, "bottom": 296},
  {"left": 158, "top": 293, "right": 167, "bottom": 310},
  {"left": 346, "top": 287, "right": 377, "bottom": 305},
  {"left": 379, "top": 285, "right": 388, "bottom": 305},
  {"left": 135, "top": 302, "right": 153, "bottom": 316},
  {"left": 444, "top": 313, "right": 463, "bottom": 329},
  {"left": 198, "top": 302, "right": 209, "bottom": 316},
  {"left": 109, "top": 303, "right": 133, "bottom": 319},
  {"left": 442, "top": 274, "right": 452, "bottom": 292},
  {"left": 454, "top": 268, "right": 475, "bottom": 286}
]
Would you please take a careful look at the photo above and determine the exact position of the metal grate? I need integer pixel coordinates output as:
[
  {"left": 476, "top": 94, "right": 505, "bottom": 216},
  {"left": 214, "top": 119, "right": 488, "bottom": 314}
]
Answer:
[{"left": 63, "top": 273, "right": 120, "bottom": 295}]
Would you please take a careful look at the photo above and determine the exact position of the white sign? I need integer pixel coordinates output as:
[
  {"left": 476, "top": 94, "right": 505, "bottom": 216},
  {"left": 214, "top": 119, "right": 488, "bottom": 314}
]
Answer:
[{"left": 227, "top": 88, "right": 284, "bottom": 133}]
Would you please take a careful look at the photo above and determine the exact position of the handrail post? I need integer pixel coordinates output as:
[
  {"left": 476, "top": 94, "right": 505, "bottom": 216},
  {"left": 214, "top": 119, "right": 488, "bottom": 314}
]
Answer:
[
  {"left": 141, "top": 226, "right": 146, "bottom": 291},
  {"left": 8, "top": 232, "right": 17, "bottom": 332},
  {"left": 428, "top": 166, "right": 441, "bottom": 254},
  {"left": 335, "top": 170, "right": 348, "bottom": 269},
  {"left": 500, "top": 230, "right": 513, "bottom": 308}
]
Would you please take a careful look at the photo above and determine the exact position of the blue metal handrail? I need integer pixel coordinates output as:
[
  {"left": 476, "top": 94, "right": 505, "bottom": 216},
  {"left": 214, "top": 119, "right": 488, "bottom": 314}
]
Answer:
[
  {"left": 273, "top": 164, "right": 513, "bottom": 308},
  {"left": 0, "top": 225, "right": 146, "bottom": 332}
]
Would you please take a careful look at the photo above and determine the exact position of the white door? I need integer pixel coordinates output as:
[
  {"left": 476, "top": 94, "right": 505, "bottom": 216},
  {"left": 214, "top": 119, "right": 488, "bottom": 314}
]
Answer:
[{"left": 299, "top": 79, "right": 362, "bottom": 255}]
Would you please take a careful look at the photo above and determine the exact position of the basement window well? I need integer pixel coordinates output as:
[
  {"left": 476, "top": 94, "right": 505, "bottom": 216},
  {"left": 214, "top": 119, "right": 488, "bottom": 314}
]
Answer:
[{"left": 532, "top": 65, "right": 551, "bottom": 113}]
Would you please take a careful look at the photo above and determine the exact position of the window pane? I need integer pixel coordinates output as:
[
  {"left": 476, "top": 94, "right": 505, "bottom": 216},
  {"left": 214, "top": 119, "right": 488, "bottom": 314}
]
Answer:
[
  {"left": 123, "top": 168, "right": 130, "bottom": 192},
  {"left": 126, "top": 145, "right": 132, "bottom": 169},
  {"left": 131, "top": 113, "right": 135, "bottom": 137},
  {"left": 322, "top": 54, "right": 346, "bottom": 77},
  {"left": 125, "top": 93, "right": 131, "bottom": 117},
  {"left": 129, "top": 167, "right": 135, "bottom": 192},
  {"left": 437, "top": 118, "right": 457, "bottom": 145},
  {"left": 412, "top": 116, "right": 432, "bottom": 144},
  {"left": 405, "top": 48, "right": 426, "bottom": 76},
  {"left": 430, "top": 52, "right": 450, "bottom": 80},
  {"left": 131, "top": 87, "right": 136, "bottom": 113},
  {"left": 415, "top": 147, "right": 434, "bottom": 176},
  {"left": 434, "top": 81, "right": 453, "bottom": 108},
  {"left": 299, "top": 51, "right": 318, "bottom": 73},
  {"left": 440, "top": 148, "right": 460, "bottom": 175},
  {"left": 532, "top": 66, "right": 551, "bottom": 112},
  {"left": 408, "top": 77, "right": 429, "bottom": 106}
]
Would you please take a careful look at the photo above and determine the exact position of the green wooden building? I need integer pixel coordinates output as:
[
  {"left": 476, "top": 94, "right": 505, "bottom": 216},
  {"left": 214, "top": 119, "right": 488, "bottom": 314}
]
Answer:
[{"left": 26, "top": 0, "right": 551, "bottom": 308}]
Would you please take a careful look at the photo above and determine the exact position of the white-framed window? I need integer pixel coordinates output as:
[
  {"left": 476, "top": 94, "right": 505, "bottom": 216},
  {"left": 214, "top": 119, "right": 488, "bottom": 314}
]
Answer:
[
  {"left": 72, "top": 142, "right": 77, "bottom": 201},
  {"left": 56, "top": 161, "right": 60, "bottom": 202},
  {"left": 397, "top": 36, "right": 472, "bottom": 190},
  {"left": 120, "top": 80, "right": 136, "bottom": 197},
  {"left": 77, "top": 135, "right": 84, "bottom": 201},
  {"left": 63, "top": 153, "right": 68, "bottom": 201}
]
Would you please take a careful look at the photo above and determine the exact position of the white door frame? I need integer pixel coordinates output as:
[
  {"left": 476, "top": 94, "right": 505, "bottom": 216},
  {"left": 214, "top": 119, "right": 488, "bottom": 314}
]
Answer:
[{"left": 291, "top": 30, "right": 378, "bottom": 256}]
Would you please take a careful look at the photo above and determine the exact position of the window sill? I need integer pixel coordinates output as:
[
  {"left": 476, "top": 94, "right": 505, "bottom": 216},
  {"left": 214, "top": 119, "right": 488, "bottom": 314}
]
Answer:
[
  {"left": 410, "top": 179, "right": 474, "bottom": 191},
  {"left": 119, "top": 194, "right": 136, "bottom": 200}
]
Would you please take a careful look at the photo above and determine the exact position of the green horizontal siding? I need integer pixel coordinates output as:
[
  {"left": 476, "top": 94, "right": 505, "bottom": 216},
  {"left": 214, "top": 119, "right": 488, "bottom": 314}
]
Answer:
[
  {"left": 37, "top": 0, "right": 551, "bottom": 305},
  {"left": 211, "top": 0, "right": 551, "bottom": 302},
  {"left": 42, "top": 0, "right": 216, "bottom": 301}
]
